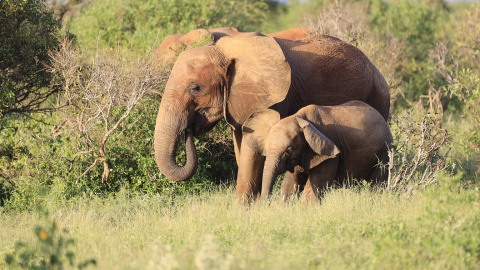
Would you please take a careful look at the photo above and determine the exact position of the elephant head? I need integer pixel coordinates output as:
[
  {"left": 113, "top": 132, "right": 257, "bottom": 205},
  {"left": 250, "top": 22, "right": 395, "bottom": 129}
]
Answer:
[
  {"left": 154, "top": 33, "right": 291, "bottom": 181},
  {"left": 242, "top": 109, "right": 340, "bottom": 198}
]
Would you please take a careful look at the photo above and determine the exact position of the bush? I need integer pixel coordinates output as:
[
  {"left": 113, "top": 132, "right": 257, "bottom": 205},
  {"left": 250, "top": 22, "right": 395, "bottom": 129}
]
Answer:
[
  {"left": 67, "top": 0, "right": 269, "bottom": 52},
  {"left": 387, "top": 111, "right": 450, "bottom": 193},
  {"left": 368, "top": 0, "right": 449, "bottom": 105},
  {"left": 5, "top": 204, "right": 96, "bottom": 269},
  {"left": 0, "top": 0, "right": 63, "bottom": 115}
]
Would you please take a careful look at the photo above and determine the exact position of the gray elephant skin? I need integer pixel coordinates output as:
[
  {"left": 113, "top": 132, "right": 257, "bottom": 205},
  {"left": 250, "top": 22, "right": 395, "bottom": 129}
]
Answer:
[
  {"left": 153, "top": 32, "right": 390, "bottom": 203},
  {"left": 242, "top": 101, "right": 393, "bottom": 202}
]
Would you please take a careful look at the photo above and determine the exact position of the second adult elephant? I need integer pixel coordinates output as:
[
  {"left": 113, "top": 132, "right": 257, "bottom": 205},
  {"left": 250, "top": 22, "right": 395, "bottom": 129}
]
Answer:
[
  {"left": 155, "top": 27, "right": 311, "bottom": 63},
  {"left": 154, "top": 27, "right": 241, "bottom": 64},
  {"left": 153, "top": 33, "right": 390, "bottom": 203}
]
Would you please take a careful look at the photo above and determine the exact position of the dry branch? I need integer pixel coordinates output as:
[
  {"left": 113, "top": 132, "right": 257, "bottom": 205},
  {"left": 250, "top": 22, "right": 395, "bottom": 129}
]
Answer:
[
  {"left": 49, "top": 39, "right": 167, "bottom": 183},
  {"left": 387, "top": 113, "right": 450, "bottom": 193}
]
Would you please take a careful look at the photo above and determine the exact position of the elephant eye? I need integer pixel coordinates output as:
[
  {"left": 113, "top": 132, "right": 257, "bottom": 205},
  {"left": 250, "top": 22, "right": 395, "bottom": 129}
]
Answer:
[
  {"left": 188, "top": 83, "right": 203, "bottom": 95},
  {"left": 285, "top": 146, "right": 294, "bottom": 155}
]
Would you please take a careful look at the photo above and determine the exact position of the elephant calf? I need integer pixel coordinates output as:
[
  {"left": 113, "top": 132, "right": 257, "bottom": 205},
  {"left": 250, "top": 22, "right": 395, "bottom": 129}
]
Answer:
[{"left": 242, "top": 101, "right": 393, "bottom": 203}]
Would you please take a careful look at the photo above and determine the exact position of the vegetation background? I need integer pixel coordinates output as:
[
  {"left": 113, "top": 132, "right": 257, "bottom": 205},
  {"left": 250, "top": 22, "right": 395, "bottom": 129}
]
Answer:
[{"left": 0, "top": 0, "right": 479, "bottom": 268}]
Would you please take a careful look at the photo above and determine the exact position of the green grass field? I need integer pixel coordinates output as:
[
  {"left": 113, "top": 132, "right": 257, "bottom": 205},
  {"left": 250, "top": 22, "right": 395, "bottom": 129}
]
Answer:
[{"left": 1, "top": 176, "right": 478, "bottom": 269}]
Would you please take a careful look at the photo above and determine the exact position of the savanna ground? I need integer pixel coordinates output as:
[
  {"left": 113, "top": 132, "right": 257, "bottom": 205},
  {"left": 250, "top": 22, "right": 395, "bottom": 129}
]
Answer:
[
  {"left": 1, "top": 179, "right": 479, "bottom": 269},
  {"left": 1, "top": 0, "right": 480, "bottom": 269}
]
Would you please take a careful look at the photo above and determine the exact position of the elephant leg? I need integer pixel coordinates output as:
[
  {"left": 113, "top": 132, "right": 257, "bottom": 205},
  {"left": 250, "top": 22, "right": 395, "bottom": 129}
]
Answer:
[
  {"left": 302, "top": 157, "right": 339, "bottom": 203},
  {"left": 366, "top": 149, "right": 390, "bottom": 187},
  {"left": 232, "top": 129, "right": 242, "bottom": 167},
  {"left": 367, "top": 160, "right": 389, "bottom": 188},
  {"left": 280, "top": 168, "right": 308, "bottom": 201},
  {"left": 236, "top": 139, "right": 265, "bottom": 204}
]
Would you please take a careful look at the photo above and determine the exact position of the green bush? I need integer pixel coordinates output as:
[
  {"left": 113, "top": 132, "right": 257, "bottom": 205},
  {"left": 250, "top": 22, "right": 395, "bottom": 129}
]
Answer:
[
  {"left": 67, "top": 0, "right": 269, "bottom": 52},
  {"left": 5, "top": 204, "right": 97, "bottom": 269},
  {"left": 368, "top": 0, "right": 449, "bottom": 104},
  {"left": 0, "top": 0, "right": 63, "bottom": 115}
]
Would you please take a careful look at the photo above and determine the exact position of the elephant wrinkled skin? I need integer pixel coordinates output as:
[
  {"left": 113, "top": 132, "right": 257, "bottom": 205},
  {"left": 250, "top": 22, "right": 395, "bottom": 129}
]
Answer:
[
  {"left": 242, "top": 101, "right": 393, "bottom": 202},
  {"left": 153, "top": 32, "right": 390, "bottom": 203}
]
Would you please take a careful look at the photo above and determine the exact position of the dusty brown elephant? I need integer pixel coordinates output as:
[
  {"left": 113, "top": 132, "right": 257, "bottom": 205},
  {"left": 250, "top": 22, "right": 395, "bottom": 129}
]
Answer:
[
  {"left": 265, "top": 27, "right": 310, "bottom": 40},
  {"left": 154, "top": 27, "right": 240, "bottom": 64},
  {"left": 154, "top": 27, "right": 312, "bottom": 63},
  {"left": 153, "top": 32, "right": 390, "bottom": 203},
  {"left": 242, "top": 101, "right": 393, "bottom": 202}
]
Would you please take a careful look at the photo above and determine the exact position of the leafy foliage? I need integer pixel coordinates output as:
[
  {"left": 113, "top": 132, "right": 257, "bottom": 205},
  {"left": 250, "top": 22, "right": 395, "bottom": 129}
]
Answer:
[
  {"left": 67, "top": 0, "right": 269, "bottom": 52},
  {"left": 0, "top": 0, "right": 63, "bottom": 115},
  {"left": 368, "top": 0, "right": 448, "bottom": 103},
  {"left": 5, "top": 204, "right": 96, "bottom": 269}
]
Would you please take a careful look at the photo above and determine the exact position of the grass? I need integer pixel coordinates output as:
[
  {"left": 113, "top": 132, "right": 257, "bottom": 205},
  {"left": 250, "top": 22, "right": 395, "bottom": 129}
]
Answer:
[{"left": 1, "top": 176, "right": 479, "bottom": 269}]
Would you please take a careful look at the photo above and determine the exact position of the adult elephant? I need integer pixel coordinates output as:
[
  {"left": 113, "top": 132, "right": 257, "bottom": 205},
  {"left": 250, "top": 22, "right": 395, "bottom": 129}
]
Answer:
[
  {"left": 155, "top": 27, "right": 311, "bottom": 63},
  {"left": 155, "top": 27, "right": 241, "bottom": 63},
  {"left": 266, "top": 27, "right": 310, "bottom": 40},
  {"left": 154, "top": 32, "right": 390, "bottom": 202}
]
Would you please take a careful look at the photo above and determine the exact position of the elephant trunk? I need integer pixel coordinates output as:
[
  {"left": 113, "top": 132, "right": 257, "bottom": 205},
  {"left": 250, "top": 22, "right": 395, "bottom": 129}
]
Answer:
[
  {"left": 261, "top": 156, "right": 282, "bottom": 200},
  {"left": 154, "top": 99, "right": 198, "bottom": 182}
]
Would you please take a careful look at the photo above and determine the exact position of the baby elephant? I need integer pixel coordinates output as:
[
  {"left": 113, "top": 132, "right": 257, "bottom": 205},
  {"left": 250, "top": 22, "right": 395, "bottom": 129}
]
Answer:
[{"left": 242, "top": 101, "right": 393, "bottom": 202}]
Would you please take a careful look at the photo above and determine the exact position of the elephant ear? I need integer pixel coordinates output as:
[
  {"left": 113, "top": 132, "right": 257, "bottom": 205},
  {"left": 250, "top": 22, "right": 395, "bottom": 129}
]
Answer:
[
  {"left": 242, "top": 109, "right": 281, "bottom": 156},
  {"left": 216, "top": 33, "right": 291, "bottom": 129},
  {"left": 296, "top": 117, "right": 341, "bottom": 170}
]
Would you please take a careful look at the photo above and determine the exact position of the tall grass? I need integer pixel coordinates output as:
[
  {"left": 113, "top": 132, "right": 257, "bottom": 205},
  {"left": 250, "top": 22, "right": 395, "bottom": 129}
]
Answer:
[{"left": 1, "top": 177, "right": 478, "bottom": 269}]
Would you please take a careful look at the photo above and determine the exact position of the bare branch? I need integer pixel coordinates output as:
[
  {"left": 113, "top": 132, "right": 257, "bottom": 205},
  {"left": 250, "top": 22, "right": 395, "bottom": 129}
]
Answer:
[
  {"left": 49, "top": 38, "right": 167, "bottom": 184},
  {"left": 387, "top": 112, "right": 450, "bottom": 193}
]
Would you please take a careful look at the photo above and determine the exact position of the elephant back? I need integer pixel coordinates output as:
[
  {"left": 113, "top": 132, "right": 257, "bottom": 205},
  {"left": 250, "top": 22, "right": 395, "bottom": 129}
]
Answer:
[{"left": 272, "top": 36, "right": 390, "bottom": 121}]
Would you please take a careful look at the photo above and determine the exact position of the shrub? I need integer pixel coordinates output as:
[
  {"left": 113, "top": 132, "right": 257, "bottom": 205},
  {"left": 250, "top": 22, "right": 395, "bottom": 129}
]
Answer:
[
  {"left": 5, "top": 204, "right": 96, "bottom": 269},
  {"left": 49, "top": 39, "right": 165, "bottom": 184},
  {"left": 0, "top": 0, "right": 63, "bottom": 115},
  {"left": 67, "top": 0, "right": 269, "bottom": 52},
  {"left": 368, "top": 0, "right": 449, "bottom": 105},
  {"left": 387, "top": 111, "right": 450, "bottom": 193},
  {"left": 429, "top": 4, "right": 480, "bottom": 175}
]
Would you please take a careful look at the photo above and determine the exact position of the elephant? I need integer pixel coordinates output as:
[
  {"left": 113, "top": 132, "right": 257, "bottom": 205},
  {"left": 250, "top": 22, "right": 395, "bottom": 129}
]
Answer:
[
  {"left": 154, "top": 28, "right": 224, "bottom": 64},
  {"left": 242, "top": 101, "right": 393, "bottom": 202},
  {"left": 153, "top": 32, "right": 390, "bottom": 203},
  {"left": 154, "top": 27, "right": 312, "bottom": 64},
  {"left": 265, "top": 27, "right": 310, "bottom": 40}
]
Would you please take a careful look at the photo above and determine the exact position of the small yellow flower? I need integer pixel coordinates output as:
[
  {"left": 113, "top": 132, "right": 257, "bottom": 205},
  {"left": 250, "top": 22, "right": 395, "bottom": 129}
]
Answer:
[{"left": 39, "top": 230, "right": 48, "bottom": 240}]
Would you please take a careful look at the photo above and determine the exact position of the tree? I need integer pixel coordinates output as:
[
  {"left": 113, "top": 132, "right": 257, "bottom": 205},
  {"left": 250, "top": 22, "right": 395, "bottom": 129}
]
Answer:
[{"left": 0, "top": 0, "right": 62, "bottom": 116}]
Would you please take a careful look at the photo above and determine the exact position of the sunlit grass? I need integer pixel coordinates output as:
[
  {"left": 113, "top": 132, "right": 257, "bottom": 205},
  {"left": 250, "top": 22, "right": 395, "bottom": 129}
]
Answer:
[{"left": 1, "top": 177, "right": 479, "bottom": 269}]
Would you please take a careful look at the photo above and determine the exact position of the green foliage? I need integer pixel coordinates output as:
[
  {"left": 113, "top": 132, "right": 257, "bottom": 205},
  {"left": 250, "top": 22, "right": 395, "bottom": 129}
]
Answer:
[
  {"left": 436, "top": 3, "right": 480, "bottom": 175},
  {"left": 67, "top": 0, "right": 268, "bottom": 52},
  {"left": 368, "top": 0, "right": 448, "bottom": 103},
  {"left": 5, "top": 204, "right": 96, "bottom": 269},
  {"left": 0, "top": 0, "right": 63, "bottom": 115}
]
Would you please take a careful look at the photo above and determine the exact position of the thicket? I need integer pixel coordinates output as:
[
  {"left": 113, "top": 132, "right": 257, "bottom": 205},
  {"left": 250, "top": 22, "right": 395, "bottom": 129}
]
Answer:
[
  {"left": 66, "top": 0, "right": 269, "bottom": 52},
  {"left": 0, "top": 0, "right": 63, "bottom": 115},
  {"left": 0, "top": 0, "right": 479, "bottom": 210}
]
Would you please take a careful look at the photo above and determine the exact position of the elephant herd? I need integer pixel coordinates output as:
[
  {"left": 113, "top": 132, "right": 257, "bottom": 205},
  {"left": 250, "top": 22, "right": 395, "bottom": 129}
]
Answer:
[{"left": 153, "top": 27, "right": 393, "bottom": 204}]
